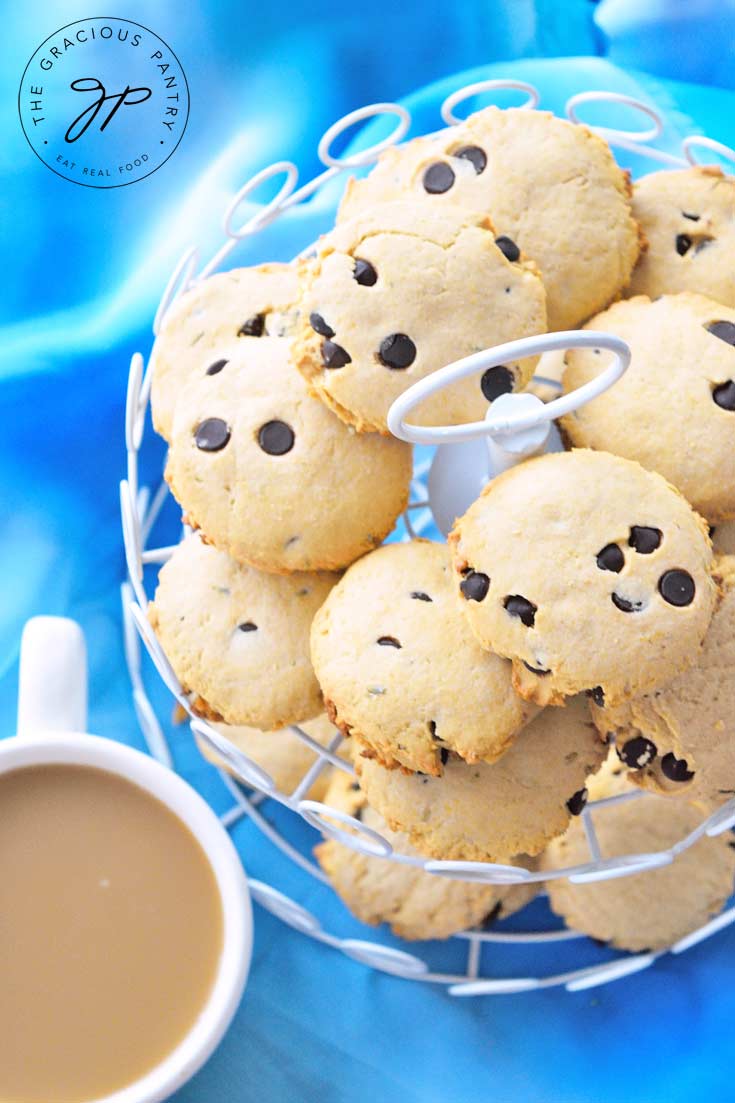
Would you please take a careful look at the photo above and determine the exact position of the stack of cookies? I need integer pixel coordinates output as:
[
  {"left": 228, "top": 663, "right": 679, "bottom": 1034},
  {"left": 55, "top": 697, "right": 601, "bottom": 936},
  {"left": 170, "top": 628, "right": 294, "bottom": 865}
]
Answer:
[{"left": 147, "top": 105, "right": 735, "bottom": 949}]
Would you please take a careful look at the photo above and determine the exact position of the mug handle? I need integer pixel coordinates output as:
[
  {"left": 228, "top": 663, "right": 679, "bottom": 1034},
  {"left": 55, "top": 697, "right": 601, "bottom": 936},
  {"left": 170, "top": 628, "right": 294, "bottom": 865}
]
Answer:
[{"left": 17, "top": 617, "right": 88, "bottom": 736}]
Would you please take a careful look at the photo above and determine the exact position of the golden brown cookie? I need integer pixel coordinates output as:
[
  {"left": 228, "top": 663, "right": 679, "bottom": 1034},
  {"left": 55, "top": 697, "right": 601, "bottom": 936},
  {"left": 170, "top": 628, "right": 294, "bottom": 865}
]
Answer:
[
  {"left": 165, "top": 337, "right": 412, "bottom": 573},
  {"left": 310, "top": 540, "right": 537, "bottom": 776},
  {"left": 355, "top": 696, "right": 606, "bottom": 862},
  {"left": 590, "top": 556, "right": 735, "bottom": 812},
  {"left": 148, "top": 534, "right": 337, "bottom": 728},
  {"left": 295, "top": 199, "right": 546, "bottom": 433},
  {"left": 541, "top": 759, "right": 735, "bottom": 951},
  {"left": 315, "top": 769, "right": 537, "bottom": 940},
  {"left": 196, "top": 714, "right": 341, "bottom": 801},
  {"left": 339, "top": 107, "right": 640, "bottom": 330},
  {"left": 450, "top": 450, "right": 717, "bottom": 707},
  {"left": 150, "top": 264, "right": 299, "bottom": 440},
  {"left": 562, "top": 294, "right": 735, "bottom": 523},
  {"left": 629, "top": 166, "right": 735, "bottom": 305}
]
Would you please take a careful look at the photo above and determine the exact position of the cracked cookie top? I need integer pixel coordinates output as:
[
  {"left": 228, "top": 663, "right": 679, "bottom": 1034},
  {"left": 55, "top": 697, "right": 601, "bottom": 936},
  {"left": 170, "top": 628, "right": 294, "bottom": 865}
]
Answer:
[
  {"left": 294, "top": 199, "right": 546, "bottom": 433},
  {"left": 339, "top": 107, "right": 640, "bottom": 331}
]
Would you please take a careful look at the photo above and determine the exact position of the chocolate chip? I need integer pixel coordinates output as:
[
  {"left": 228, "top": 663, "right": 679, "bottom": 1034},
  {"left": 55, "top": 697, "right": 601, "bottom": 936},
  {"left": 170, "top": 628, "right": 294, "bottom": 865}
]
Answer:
[
  {"left": 618, "top": 736, "right": 658, "bottom": 768},
  {"left": 440, "top": 747, "right": 449, "bottom": 766},
  {"left": 455, "top": 144, "right": 487, "bottom": 174},
  {"left": 377, "top": 636, "right": 401, "bottom": 648},
  {"left": 353, "top": 258, "right": 377, "bottom": 286},
  {"left": 596, "top": 544, "right": 624, "bottom": 573},
  {"left": 682, "top": 211, "right": 700, "bottom": 221},
  {"left": 350, "top": 781, "right": 361, "bottom": 791},
  {"left": 322, "top": 340, "right": 351, "bottom": 368},
  {"left": 206, "top": 358, "right": 228, "bottom": 376},
  {"left": 310, "top": 312, "right": 334, "bottom": 338},
  {"left": 495, "top": 235, "right": 520, "bottom": 263},
  {"left": 194, "top": 418, "right": 230, "bottom": 452},
  {"left": 661, "top": 752, "right": 694, "bottom": 782},
  {"left": 238, "top": 621, "right": 257, "bottom": 632},
  {"left": 504, "top": 595, "right": 537, "bottom": 627},
  {"left": 706, "top": 320, "right": 735, "bottom": 346},
  {"left": 676, "top": 234, "right": 692, "bottom": 256},
  {"left": 658, "top": 569, "right": 695, "bottom": 607},
  {"left": 586, "top": 686, "right": 605, "bottom": 708},
  {"left": 423, "top": 161, "right": 455, "bottom": 193},
  {"left": 378, "top": 333, "right": 416, "bottom": 370},
  {"left": 411, "top": 591, "right": 432, "bottom": 602},
  {"left": 629, "top": 526, "right": 662, "bottom": 554},
  {"left": 257, "top": 420, "right": 294, "bottom": 456},
  {"left": 566, "top": 788, "right": 588, "bottom": 816},
  {"left": 611, "top": 593, "right": 643, "bottom": 613},
  {"left": 460, "top": 570, "right": 490, "bottom": 602},
  {"left": 428, "top": 720, "right": 438, "bottom": 739},
  {"left": 713, "top": 381, "right": 735, "bottom": 410},
  {"left": 481, "top": 365, "right": 514, "bottom": 402},
  {"left": 238, "top": 313, "right": 265, "bottom": 337},
  {"left": 523, "top": 661, "right": 551, "bottom": 676}
]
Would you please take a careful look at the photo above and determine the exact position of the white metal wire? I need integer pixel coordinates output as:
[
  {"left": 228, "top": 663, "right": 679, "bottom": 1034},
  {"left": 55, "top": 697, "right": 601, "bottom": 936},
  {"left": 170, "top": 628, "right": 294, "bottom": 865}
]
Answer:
[
  {"left": 120, "top": 78, "right": 735, "bottom": 993},
  {"left": 153, "top": 247, "right": 199, "bottom": 336},
  {"left": 386, "top": 331, "right": 631, "bottom": 446},
  {"left": 566, "top": 90, "right": 663, "bottom": 145},
  {"left": 441, "top": 79, "right": 540, "bottom": 124},
  {"left": 317, "top": 102, "right": 411, "bottom": 168}
]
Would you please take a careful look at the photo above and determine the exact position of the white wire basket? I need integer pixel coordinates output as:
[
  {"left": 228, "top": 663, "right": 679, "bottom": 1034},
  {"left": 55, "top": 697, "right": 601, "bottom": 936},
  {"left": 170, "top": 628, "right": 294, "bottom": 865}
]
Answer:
[{"left": 121, "top": 77, "right": 735, "bottom": 995}]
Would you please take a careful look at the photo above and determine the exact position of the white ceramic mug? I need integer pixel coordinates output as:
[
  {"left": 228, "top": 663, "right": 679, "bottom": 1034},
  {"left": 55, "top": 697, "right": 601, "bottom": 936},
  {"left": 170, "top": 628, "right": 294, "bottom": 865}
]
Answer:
[{"left": 10, "top": 616, "right": 252, "bottom": 1103}]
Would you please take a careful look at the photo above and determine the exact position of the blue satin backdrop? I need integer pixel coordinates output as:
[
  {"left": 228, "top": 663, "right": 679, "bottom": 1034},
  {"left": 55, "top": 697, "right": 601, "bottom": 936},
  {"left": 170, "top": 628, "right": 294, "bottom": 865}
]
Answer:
[{"left": 3, "top": 4, "right": 735, "bottom": 1101}]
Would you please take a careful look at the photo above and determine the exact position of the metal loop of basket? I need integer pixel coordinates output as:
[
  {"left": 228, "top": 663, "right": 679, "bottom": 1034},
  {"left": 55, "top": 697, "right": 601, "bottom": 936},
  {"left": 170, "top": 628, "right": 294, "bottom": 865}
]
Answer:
[{"left": 121, "top": 78, "right": 735, "bottom": 993}]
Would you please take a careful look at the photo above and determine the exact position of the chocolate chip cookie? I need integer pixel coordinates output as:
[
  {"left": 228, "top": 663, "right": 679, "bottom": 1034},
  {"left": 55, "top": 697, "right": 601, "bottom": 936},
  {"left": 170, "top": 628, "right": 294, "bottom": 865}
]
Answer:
[
  {"left": 295, "top": 199, "right": 547, "bottom": 433},
  {"left": 310, "top": 539, "right": 537, "bottom": 776},
  {"left": 541, "top": 755, "right": 735, "bottom": 951},
  {"left": 196, "top": 714, "right": 341, "bottom": 801},
  {"left": 562, "top": 293, "right": 735, "bottom": 522},
  {"left": 355, "top": 695, "right": 605, "bottom": 862},
  {"left": 165, "top": 337, "right": 412, "bottom": 573},
  {"left": 315, "top": 769, "right": 537, "bottom": 939},
  {"left": 339, "top": 106, "right": 640, "bottom": 331},
  {"left": 591, "top": 556, "right": 735, "bottom": 812},
  {"left": 150, "top": 263, "right": 299, "bottom": 440},
  {"left": 148, "top": 533, "right": 337, "bottom": 729},
  {"left": 629, "top": 166, "right": 735, "bottom": 306},
  {"left": 450, "top": 450, "right": 717, "bottom": 707}
]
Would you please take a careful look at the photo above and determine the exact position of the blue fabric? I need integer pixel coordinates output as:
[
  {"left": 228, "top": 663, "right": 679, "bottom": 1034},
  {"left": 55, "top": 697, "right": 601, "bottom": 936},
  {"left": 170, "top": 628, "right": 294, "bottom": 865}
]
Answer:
[
  {"left": 596, "top": 0, "right": 735, "bottom": 90},
  {"left": 3, "top": 4, "right": 735, "bottom": 1099}
]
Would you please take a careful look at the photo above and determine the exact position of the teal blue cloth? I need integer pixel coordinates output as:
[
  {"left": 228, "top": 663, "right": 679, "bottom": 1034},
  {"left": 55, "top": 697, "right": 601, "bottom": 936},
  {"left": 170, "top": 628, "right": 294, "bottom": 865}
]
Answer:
[
  {"left": 3, "top": 5, "right": 735, "bottom": 1099},
  {"left": 596, "top": 0, "right": 735, "bottom": 89}
]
